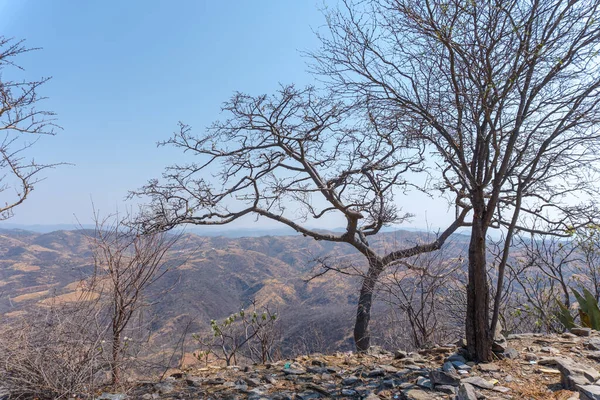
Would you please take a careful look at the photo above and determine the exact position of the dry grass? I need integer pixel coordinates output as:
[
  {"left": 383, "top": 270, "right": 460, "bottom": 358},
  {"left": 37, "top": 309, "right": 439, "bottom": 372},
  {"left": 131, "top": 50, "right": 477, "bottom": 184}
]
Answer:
[
  {"left": 11, "top": 262, "right": 40, "bottom": 272},
  {"left": 13, "top": 290, "right": 49, "bottom": 302}
]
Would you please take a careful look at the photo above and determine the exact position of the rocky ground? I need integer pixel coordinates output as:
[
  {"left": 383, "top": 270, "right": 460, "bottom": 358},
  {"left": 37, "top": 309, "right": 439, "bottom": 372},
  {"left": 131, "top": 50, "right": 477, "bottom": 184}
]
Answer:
[{"left": 97, "top": 328, "right": 600, "bottom": 400}]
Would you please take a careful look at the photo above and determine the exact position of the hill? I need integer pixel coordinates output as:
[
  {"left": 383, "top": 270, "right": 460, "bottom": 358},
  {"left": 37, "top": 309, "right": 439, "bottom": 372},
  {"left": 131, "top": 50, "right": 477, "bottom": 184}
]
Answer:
[{"left": 0, "top": 228, "right": 470, "bottom": 354}]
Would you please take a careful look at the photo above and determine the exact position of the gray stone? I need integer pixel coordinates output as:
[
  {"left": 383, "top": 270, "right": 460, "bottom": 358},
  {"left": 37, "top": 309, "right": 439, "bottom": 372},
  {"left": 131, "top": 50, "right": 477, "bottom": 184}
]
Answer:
[
  {"left": 342, "top": 376, "right": 359, "bottom": 385},
  {"left": 402, "top": 389, "right": 439, "bottom": 400},
  {"left": 416, "top": 376, "right": 433, "bottom": 389},
  {"left": 382, "top": 379, "right": 395, "bottom": 388},
  {"left": 435, "top": 384, "right": 457, "bottom": 394},
  {"left": 478, "top": 363, "right": 500, "bottom": 373},
  {"left": 447, "top": 353, "right": 467, "bottom": 364},
  {"left": 442, "top": 361, "right": 456, "bottom": 373},
  {"left": 367, "top": 368, "right": 385, "bottom": 377},
  {"left": 461, "top": 376, "right": 494, "bottom": 390},
  {"left": 503, "top": 347, "right": 519, "bottom": 359},
  {"left": 395, "top": 350, "right": 408, "bottom": 359},
  {"left": 492, "top": 339, "right": 507, "bottom": 353},
  {"left": 97, "top": 394, "right": 127, "bottom": 400},
  {"left": 429, "top": 369, "right": 460, "bottom": 386},
  {"left": 493, "top": 386, "right": 511, "bottom": 393},
  {"left": 578, "top": 384, "right": 600, "bottom": 400},
  {"left": 283, "top": 368, "right": 306, "bottom": 375},
  {"left": 341, "top": 389, "right": 357, "bottom": 396},
  {"left": 457, "top": 383, "right": 478, "bottom": 400},
  {"left": 524, "top": 352, "right": 539, "bottom": 361},
  {"left": 380, "top": 364, "right": 398, "bottom": 373},
  {"left": 587, "top": 338, "right": 600, "bottom": 351},
  {"left": 363, "top": 393, "right": 380, "bottom": 400},
  {"left": 452, "top": 361, "right": 472, "bottom": 371},
  {"left": 572, "top": 327, "right": 592, "bottom": 337},
  {"left": 556, "top": 357, "right": 600, "bottom": 390},
  {"left": 541, "top": 346, "right": 560, "bottom": 354}
]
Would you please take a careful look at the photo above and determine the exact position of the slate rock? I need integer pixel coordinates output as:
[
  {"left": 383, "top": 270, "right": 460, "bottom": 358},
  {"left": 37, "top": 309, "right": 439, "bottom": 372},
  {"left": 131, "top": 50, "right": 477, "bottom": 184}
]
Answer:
[
  {"left": 367, "top": 368, "right": 385, "bottom": 377},
  {"left": 442, "top": 361, "right": 457, "bottom": 373},
  {"left": 461, "top": 376, "right": 494, "bottom": 390},
  {"left": 572, "top": 327, "right": 592, "bottom": 337},
  {"left": 416, "top": 376, "right": 433, "bottom": 389},
  {"left": 97, "top": 394, "right": 127, "bottom": 400},
  {"left": 478, "top": 363, "right": 500, "bottom": 373},
  {"left": 395, "top": 350, "right": 408, "bottom": 359},
  {"left": 555, "top": 358, "right": 599, "bottom": 390},
  {"left": 342, "top": 376, "right": 359, "bottom": 385},
  {"left": 284, "top": 368, "right": 307, "bottom": 375},
  {"left": 435, "top": 384, "right": 457, "bottom": 394},
  {"left": 457, "top": 383, "right": 478, "bottom": 400},
  {"left": 587, "top": 338, "right": 600, "bottom": 351},
  {"left": 578, "top": 384, "right": 600, "bottom": 400},
  {"left": 524, "top": 352, "right": 539, "bottom": 361},
  {"left": 429, "top": 369, "right": 460, "bottom": 386}
]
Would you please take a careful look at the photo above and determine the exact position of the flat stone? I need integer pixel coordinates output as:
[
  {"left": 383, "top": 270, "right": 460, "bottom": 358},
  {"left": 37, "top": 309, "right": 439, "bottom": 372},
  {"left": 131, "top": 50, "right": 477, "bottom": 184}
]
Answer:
[
  {"left": 283, "top": 368, "right": 306, "bottom": 375},
  {"left": 341, "top": 389, "right": 357, "bottom": 396},
  {"left": 447, "top": 354, "right": 467, "bottom": 364},
  {"left": 442, "top": 362, "right": 456, "bottom": 373},
  {"left": 578, "top": 384, "right": 600, "bottom": 400},
  {"left": 97, "top": 394, "right": 127, "bottom": 400},
  {"left": 461, "top": 376, "right": 494, "bottom": 390},
  {"left": 367, "top": 368, "right": 385, "bottom": 377},
  {"left": 587, "top": 339, "right": 600, "bottom": 351},
  {"left": 342, "top": 376, "right": 359, "bottom": 385},
  {"left": 457, "top": 383, "right": 478, "bottom": 400},
  {"left": 572, "top": 327, "right": 592, "bottom": 337},
  {"left": 416, "top": 376, "right": 433, "bottom": 389},
  {"left": 524, "top": 353, "right": 539, "bottom": 361},
  {"left": 436, "top": 384, "right": 457, "bottom": 394},
  {"left": 478, "top": 363, "right": 500, "bottom": 373},
  {"left": 452, "top": 361, "right": 472, "bottom": 371},
  {"left": 402, "top": 389, "right": 439, "bottom": 400},
  {"left": 430, "top": 369, "right": 460, "bottom": 386},
  {"left": 541, "top": 346, "right": 560, "bottom": 354},
  {"left": 380, "top": 364, "right": 398, "bottom": 373},
  {"left": 493, "top": 386, "right": 511, "bottom": 393}
]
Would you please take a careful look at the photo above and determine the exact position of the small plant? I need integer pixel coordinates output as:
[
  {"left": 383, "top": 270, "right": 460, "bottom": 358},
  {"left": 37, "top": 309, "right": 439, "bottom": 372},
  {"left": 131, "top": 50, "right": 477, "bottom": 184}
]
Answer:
[{"left": 193, "top": 301, "right": 279, "bottom": 366}]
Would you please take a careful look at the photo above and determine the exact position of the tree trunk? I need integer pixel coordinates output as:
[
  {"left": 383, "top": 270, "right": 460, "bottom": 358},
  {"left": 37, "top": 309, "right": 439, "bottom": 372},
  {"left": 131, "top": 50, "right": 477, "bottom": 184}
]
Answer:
[
  {"left": 466, "top": 211, "right": 492, "bottom": 362},
  {"left": 111, "top": 329, "right": 121, "bottom": 386},
  {"left": 354, "top": 261, "right": 382, "bottom": 352}
]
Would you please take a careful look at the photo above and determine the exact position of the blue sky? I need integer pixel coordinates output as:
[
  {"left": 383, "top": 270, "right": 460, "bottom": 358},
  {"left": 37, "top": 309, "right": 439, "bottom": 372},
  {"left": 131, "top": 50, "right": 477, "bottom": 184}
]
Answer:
[{"left": 0, "top": 0, "right": 451, "bottom": 230}]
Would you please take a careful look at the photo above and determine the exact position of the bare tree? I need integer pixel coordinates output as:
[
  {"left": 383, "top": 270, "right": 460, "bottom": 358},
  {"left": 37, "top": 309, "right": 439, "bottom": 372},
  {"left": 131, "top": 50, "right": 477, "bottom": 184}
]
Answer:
[
  {"left": 0, "top": 298, "right": 105, "bottom": 399},
  {"left": 572, "top": 227, "right": 600, "bottom": 301},
  {"left": 134, "top": 85, "right": 469, "bottom": 352},
  {"left": 86, "top": 212, "right": 180, "bottom": 386},
  {"left": 379, "top": 246, "right": 463, "bottom": 349},
  {"left": 0, "top": 37, "right": 60, "bottom": 219},
  {"left": 311, "top": 0, "right": 600, "bottom": 360}
]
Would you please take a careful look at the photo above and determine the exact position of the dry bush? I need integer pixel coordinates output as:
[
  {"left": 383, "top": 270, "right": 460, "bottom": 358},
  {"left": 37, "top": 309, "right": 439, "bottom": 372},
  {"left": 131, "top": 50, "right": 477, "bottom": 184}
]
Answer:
[{"left": 0, "top": 300, "right": 107, "bottom": 399}]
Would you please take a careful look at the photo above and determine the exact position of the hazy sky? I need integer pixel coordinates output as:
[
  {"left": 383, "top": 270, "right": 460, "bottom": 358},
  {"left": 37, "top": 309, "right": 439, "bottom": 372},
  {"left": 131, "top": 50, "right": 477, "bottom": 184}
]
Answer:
[{"left": 0, "top": 1, "right": 452, "bottom": 230}]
